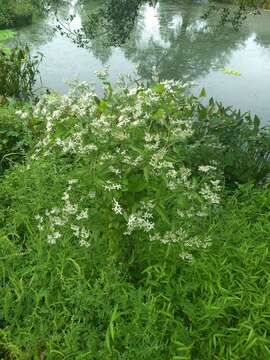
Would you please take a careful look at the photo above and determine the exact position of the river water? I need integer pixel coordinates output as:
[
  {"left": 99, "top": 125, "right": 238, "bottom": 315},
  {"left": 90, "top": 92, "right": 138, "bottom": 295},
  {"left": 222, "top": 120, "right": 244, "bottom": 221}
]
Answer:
[{"left": 8, "top": 0, "right": 270, "bottom": 123}]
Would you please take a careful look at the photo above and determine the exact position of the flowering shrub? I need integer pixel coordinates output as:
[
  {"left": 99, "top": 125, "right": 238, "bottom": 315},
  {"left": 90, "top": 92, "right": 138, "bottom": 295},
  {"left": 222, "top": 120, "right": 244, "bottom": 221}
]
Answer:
[
  {"left": 11, "top": 79, "right": 227, "bottom": 263},
  {"left": 1, "top": 79, "right": 270, "bottom": 359},
  {"left": 7, "top": 77, "right": 269, "bottom": 264}
]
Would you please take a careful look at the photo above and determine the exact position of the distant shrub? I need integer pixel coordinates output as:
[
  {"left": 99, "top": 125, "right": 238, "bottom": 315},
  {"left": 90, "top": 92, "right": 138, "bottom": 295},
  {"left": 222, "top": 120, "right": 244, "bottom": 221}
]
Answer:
[
  {"left": 0, "top": 0, "right": 33, "bottom": 29},
  {"left": 0, "top": 0, "right": 64, "bottom": 29}
]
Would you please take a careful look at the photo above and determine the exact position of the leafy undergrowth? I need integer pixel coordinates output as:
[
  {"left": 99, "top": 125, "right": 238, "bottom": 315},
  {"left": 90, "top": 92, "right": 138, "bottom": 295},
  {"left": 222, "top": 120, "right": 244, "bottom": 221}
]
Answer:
[
  {"left": 0, "top": 79, "right": 270, "bottom": 359},
  {"left": 0, "top": 104, "right": 35, "bottom": 176}
]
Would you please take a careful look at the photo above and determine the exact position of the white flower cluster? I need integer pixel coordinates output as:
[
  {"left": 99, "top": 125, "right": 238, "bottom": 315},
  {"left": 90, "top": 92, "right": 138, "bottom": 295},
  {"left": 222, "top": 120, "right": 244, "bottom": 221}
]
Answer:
[
  {"left": 149, "top": 148, "right": 174, "bottom": 173},
  {"left": 103, "top": 181, "right": 122, "bottom": 192},
  {"left": 170, "top": 119, "right": 194, "bottom": 141},
  {"left": 200, "top": 180, "right": 222, "bottom": 205},
  {"left": 55, "top": 128, "right": 98, "bottom": 155},
  {"left": 35, "top": 179, "right": 90, "bottom": 247},
  {"left": 150, "top": 229, "right": 212, "bottom": 261},
  {"left": 31, "top": 85, "right": 97, "bottom": 158},
  {"left": 144, "top": 133, "right": 160, "bottom": 150},
  {"left": 112, "top": 198, "right": 123, "bottom": 215},
  {"left": 165, "top": 165, "right": 192, "bottom": 191},
  {"left": 16, "top": 110, "right": 29, "bottom": 120},
  {"left": 123, "top": 200, "right": 155, "bottom": 235},
  {"left": 149, "top": 229, "right": 187, "bottom": 244},
  {"left": 125, "top": 211, "right": 154, "bottom": 235},
  {"left": 29, "top": 80, "right": 224, "bottom": 258},
  {"left": 198, "top": 165, "right": 216, "bottom": 173}
]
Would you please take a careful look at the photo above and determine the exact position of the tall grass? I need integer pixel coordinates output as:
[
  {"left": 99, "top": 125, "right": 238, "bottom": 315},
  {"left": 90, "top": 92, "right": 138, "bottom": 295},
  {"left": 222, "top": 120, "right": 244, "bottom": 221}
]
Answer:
[{"left": 0, "top": 45, "right": 42, "bottom": 99}]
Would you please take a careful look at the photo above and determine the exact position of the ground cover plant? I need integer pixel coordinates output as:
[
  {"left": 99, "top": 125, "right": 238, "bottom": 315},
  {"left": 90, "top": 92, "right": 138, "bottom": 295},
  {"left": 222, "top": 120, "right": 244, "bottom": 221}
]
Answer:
[{"left": 0, "top": 78, "right": 270, "bottom": 359}]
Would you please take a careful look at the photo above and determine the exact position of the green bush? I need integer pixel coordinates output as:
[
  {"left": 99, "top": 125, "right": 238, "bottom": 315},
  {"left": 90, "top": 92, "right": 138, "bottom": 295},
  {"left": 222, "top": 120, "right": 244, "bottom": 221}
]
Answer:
[
  {"left": 190, "top": 99, "right": 270, "bottom": 185},
  {"left": 0, "top": 105, "right": 33, "bottom": 176},
  {"left": 0, "top": 79, "right": 269, "bottom": 358}
]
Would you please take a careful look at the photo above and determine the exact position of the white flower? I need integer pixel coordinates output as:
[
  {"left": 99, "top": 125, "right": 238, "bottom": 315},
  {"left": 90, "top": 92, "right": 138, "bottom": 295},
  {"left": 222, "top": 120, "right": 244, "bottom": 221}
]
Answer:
[
  {"left": 37, "top": 224, "right": 44, "bottom": 231},
  {"left": 112, "top": 198, "right": 123, "bottom": 215},
  {"left": 35, "top": 214, "right": 43, "bottom": 222},
  {"left": 47, "top": 231, "right": 61, "bottom": 244},
  {"left": 125, "top": 211, "right": 154, "bottom": 235},
  {"left": 179, "top": 166, "right": 192, "bottom": 181},
  {"left": 198, "top": 165, "right": 216, "bottom": 173},
  {"left": 68, "top": 179, "right": 78, "bottom": 185},
  {"left": 89, "top": 191, "right": 96, "bottom": 199},
  {"left": 81, "top": 226, "right": 90, "bottom": 240},
  {"left": 52, "top": 216, "right": 66, "bottom": 226},
  {"left": 71, "top": 224, "right": 80, "bottom": 237},
  {"left": 103, "top": 181, "right": 122, "bottom": 191},
  {"left": 76, "top": 209, "right": 88, "bottom": 220},
  {"left": 179, "top": 252, "right": 193, "bottom": 262},
  {"left": 16, "top": 110, "right": 28, "bottom": 119},
  {"left": 200, "top": 184, "right": 220, "bottom": 204},
  {"left": 62, "top": 191, "right": 70, "bottom": 202},
  {"left": 63, "top": 201, "right": 78, "bottom": 215},
  {"left": 128, "top": 88, "right": 138, "bottom": 96},
  {"left": 79, "top": 239, "right": 90, "bottom": 247}
]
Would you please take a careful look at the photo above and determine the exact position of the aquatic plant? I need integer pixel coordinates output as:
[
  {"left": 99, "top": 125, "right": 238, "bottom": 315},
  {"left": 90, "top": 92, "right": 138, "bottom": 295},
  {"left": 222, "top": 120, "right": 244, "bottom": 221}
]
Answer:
[{"left": 0, "top": 45, "right": 42, "bottom": 99}]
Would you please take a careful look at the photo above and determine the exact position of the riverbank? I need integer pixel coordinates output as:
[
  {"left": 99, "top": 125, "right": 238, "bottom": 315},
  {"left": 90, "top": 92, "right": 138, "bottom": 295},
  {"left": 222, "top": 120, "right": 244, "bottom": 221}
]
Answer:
[{"left": 0, "top": 79, "right": 270, "bottom": 358}]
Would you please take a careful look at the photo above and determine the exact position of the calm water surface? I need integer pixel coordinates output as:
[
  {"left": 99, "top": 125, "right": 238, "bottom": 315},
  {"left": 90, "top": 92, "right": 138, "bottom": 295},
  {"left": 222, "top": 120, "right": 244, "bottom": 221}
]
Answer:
[{"left": 9, "top": 0, "right": 270, "bottom": 123}]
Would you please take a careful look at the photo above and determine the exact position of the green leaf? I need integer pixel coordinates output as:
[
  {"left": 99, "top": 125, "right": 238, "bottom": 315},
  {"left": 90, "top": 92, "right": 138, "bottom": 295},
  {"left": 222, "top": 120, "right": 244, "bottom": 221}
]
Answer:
[
  {"left": 155, "top": 205, "right": 170, "bottom": 225},
  {"left": 153, "top": 83, "right": 165, "bottom": 94},
  {"left": 143, "top": 167, "right": 149, "bottom": 182},
  {"left": 199, "top": 87, "right": 207, "bottom": 98},
  {"left": 127, "top": 174, "right": 147, "bottom": 192},
  {"left": 222, "top": 68, "right": 241, "bottom": 76},
  {"left": 253, "top": 114, "right": 260, "bottom": 130}
]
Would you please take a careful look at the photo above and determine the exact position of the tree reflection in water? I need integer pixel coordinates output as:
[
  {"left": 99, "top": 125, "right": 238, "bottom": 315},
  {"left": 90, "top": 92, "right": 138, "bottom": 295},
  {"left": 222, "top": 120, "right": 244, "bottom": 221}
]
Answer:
[{"left": 59, "top": 0, "right": 249, "bottom": 82}]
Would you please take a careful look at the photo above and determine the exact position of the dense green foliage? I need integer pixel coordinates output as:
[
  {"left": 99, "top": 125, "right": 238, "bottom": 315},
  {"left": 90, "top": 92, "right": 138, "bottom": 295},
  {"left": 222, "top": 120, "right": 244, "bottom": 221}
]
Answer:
[
  {"left": 191, "top": 99, "right": 270, "bottom": 185},
  {"left": 0, "top": 104, "right": 34, "bottom": 176},
  {"left": 0, "top": 46, "right": 42, "bottom": 99},
  {"left": 0, "top": 184, "right": 270, "bottom": 359},
  {"left": 0, "top": 0, "right": 36, "bottom": 29},
  {"left": 0, "top": 0, "right": 64, "bottom": 29},
  {"left": 0, "top": 79, "right": 269, "bottom": 358}
]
